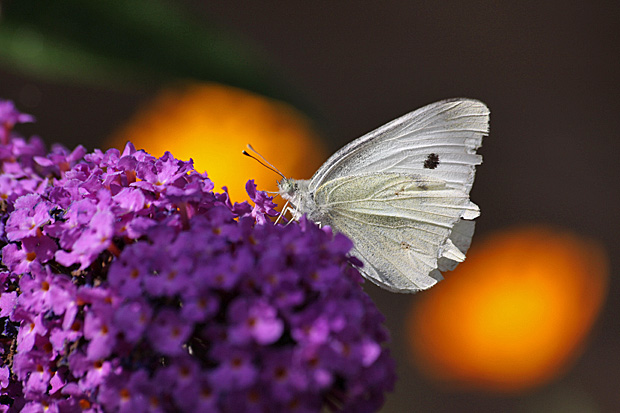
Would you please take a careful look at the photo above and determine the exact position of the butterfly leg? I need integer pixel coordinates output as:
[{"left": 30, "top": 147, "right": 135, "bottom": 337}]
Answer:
[
  {"left": 274, "top": 200, "right": 290, "bottom": 225},
  {"left": 284, "top": 203, "right": 302, "bottom": 225}
]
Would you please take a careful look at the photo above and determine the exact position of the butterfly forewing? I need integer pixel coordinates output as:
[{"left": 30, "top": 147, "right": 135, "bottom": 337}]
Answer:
[
  {"left": 309, "top": 99, "right": 489, "bottom": 195},
  {"left": 314, "top": 172, "right": 479, "bottom": 292}
]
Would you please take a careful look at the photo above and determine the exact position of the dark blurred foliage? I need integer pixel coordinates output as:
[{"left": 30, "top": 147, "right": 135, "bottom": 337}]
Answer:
[{"left": 0, "top": 0, "right": 302, "bottom": 101}]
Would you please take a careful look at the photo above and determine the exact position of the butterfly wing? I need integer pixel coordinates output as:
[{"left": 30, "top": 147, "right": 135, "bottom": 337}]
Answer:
[
  {"left": 309, "top": 98, "right": 489, "bottom": 195},
  {"left": 314, "top": 172, "right": 479, "bottom": 292}
]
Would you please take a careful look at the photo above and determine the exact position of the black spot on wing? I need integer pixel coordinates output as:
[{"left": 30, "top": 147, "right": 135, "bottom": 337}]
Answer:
[{"left": 423, "top": 153, "right": 440, "bottom": 169}]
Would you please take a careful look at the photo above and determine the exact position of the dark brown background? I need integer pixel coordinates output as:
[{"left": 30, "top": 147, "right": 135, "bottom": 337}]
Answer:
[{"left": 1, "top": 1, "right": 618, "bottom": 411}]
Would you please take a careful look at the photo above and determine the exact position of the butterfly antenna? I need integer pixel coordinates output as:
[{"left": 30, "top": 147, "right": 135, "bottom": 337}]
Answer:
[{"left": 242, "top": 144, "right": 286, "bottom": 179}]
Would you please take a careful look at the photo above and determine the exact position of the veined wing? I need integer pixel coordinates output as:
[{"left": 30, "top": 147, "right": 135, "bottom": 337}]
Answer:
[
  {"left": 309, "top": 99, "right": 489, "bottom": 195},
  {"left": 314, "top": 172, "right": 479, "bottom": 292}
]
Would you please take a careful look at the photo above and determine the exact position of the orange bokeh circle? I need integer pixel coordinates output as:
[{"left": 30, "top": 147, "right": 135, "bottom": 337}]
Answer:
[
  {"left": 407, "top": 226, "right": 608, "bottom": 393},
  {"left": 107, "top": 83, "right": 326, "bottom": 202}
]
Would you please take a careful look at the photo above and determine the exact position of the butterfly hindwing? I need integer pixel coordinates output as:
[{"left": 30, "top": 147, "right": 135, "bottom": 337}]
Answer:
[{"left": 313, "top": 172, "right": 479, "bottom": 292}]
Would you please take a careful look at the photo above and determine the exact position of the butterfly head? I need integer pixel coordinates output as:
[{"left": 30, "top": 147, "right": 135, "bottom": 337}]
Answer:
[
  {"left": 278, "top": 178, "right": 311, "bottom": 201},
  {"left": 277, "top": 178, "right": 299, "bottom": 200},
  {"left": 277, "top": 178, "right": 317, "bottom": 222}
]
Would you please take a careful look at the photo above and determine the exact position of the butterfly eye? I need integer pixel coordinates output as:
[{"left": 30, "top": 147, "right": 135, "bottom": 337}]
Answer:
[{"left": 294, "top": 183, "right": 299, "bottom": 190}]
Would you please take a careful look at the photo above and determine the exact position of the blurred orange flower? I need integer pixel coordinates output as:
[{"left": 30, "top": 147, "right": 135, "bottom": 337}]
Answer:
[
  {"left": 407, "top": 226, "right": 609, "bottom": 393},
  {"left": 107, "top": 83, "right": 326, "bottom": 202}
]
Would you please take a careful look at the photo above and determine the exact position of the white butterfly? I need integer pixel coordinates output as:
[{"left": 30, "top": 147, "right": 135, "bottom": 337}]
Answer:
[{"left": 257, "top": 98, "right": 489, "bottom": 293}]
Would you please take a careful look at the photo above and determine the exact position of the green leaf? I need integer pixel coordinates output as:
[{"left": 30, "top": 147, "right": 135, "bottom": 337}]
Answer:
[{"left": 0, "top": 0, "right": 309, "bottom": 112}]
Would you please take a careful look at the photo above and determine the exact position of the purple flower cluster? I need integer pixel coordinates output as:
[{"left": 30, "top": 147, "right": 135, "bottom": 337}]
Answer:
[{"left": 0, "top": 100, "right": 395, "bottom": 412}]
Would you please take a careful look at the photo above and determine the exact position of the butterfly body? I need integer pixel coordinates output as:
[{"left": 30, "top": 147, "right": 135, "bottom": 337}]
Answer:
[{"left": 277, "top": 98, "right": 490, "bottom": 293}]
